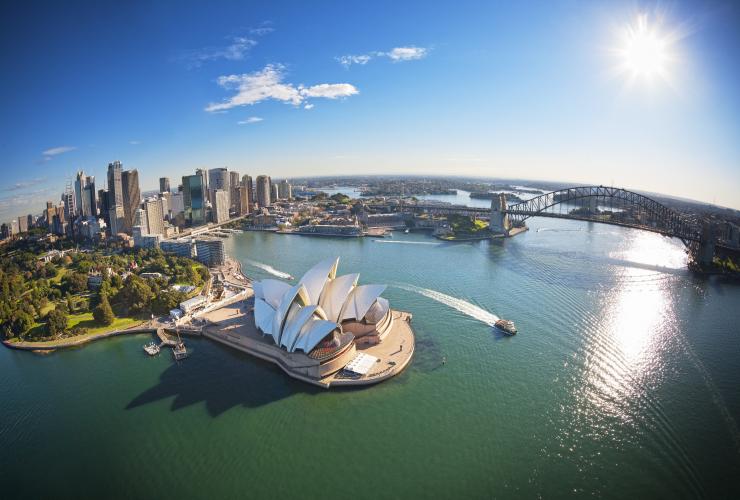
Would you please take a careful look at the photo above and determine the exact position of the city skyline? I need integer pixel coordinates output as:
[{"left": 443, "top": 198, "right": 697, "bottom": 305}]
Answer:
[{"left": 2, "top": 0, "right": 740, "bottom": 223}]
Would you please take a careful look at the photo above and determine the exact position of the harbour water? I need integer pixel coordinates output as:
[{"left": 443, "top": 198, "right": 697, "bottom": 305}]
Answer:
[{"left": 2, "top": 218, "right": 740, "bottom": 498}]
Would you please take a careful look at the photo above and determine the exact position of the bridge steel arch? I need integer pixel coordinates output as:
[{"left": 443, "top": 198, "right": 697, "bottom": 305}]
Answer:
[{"left": 504, "top": 186, "right": 701, "bottom": 244}]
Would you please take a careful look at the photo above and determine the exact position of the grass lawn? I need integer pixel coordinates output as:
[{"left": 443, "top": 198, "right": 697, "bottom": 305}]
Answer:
[
  {"left": 67, "top": 312, "right": 143, "bottom": 335},
  {"left": 21, "top": 312, "right": 143, "bottom": 344},
  {"left": 50, "top": 267, "right": 68, "bottom": 284}
]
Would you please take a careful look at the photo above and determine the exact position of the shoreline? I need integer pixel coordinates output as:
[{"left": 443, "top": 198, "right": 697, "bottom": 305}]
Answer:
[{"left": 2, "top": 322, "right": 149, "bottom": 352}]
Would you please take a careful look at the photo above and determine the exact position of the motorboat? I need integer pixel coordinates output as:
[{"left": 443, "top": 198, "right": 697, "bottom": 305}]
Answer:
[
  {"left": 404, "top": 229, "right": 410, "bottom": 234},
  {"left": 494, "top": 319, "right": 517, "bottom": 336},
  {"left": 143, "top": 342, "right": 160, "bottom": 356}
]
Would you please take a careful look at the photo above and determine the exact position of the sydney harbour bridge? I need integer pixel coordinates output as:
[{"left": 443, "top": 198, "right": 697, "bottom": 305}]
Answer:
[{"left": 366, "top": 186, "right": 729, "bottom": 267}]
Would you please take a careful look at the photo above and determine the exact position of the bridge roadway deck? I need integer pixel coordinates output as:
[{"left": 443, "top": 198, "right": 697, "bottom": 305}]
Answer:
[{"left": 201, "top": 301, "right": 415, "bottom": 388}]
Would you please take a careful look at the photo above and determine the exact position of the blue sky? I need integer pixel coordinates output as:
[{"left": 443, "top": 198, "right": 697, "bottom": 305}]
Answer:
[{"left": 1, "top": 0, "right": 739, "bottom": 222}]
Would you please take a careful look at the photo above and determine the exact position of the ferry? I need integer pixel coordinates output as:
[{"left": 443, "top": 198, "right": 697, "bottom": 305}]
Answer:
[
  {"left": 143, "top": 342, "right": 160, "bottom": 356},
  {"left": 494, "top": 319, "right": 517, "bottom": 336}
]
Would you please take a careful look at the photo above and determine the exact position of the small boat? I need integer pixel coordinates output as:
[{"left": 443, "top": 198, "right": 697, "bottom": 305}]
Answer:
[
  {"left": 494, "top": 319, "right": 517, "bottom": 336},
  {"left": 404, "top": 229, "right": 410, "bottom": 234},
  {"left": 143, "top": 342, "right": 160, "bottom": 356}
]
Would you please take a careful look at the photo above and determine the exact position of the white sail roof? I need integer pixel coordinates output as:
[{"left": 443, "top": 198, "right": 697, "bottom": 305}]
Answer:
[
  {"left": 252, "top": 258, "right": 389, "bottom": 355},
  {"left": 319, "top": 273, "right": 359, "bottom": 323},
  {"left": 292, "top": 319, "right": 338, "bottom": 353},
  {"left": 254, "top": 297, "right": 276, "bottom": 337},
  {"left": 298, "top": 257, "right": 339, "bottom": 305},
  {"left": 365, "top": 296, "right": 389, "bottom": 324},
  {"left": 340, "top": 284, "right": 387, "bottom": 321},
  {"left": 280, "top": 305, "right": 319, "bottom": 351},
  {"left": 273, "top": 284, "right": 310, "bottom": 342},
  {"left": 261, "top": 279, "right": 292, "bottom": 309}
]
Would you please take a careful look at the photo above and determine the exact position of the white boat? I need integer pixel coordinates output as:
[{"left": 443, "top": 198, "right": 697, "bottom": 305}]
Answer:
[
  {"left": 494, "top": 319, "right": 517, "bottom": 336},
  {"left": 404, "top": 229, "right": 410, "bottom": 234},
  {"left": 143, "top": 342, "right": 160, "bottom": 356}
]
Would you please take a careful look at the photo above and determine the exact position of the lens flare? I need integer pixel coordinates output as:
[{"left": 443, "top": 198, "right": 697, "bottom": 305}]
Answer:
[{"left": 612, "top": 13, "right": 681, "bottom": 87}]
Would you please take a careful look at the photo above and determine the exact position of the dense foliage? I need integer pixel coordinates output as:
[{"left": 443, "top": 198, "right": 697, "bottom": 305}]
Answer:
[{"left": 0, "top": 239, "right": 208, "bottom": 341}]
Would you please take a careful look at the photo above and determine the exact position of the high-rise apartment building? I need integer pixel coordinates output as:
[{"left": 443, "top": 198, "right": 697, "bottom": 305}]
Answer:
[
  {"left": 144, "top": 198, "right": 165, "bottom": 236},
  {"left": 255, "top": 175, "right": 271, "bottom": 208},
  {"left": 271, "top": 183, "right": 278, "bottom": 203},
  {"left": 159, "top": 177, "right": 170, "bottom": 193},
  {"left": 212, "top": 189, "right": 229, "bottom": 224},
  {"left": 182, "top": 174, "right": 206, "bottom": 226},
  {"left": 278, "top": 179, "right": 292, "bottom": 200},
  {"left": 17, "top": 215, "right": 28, "bottom": 233},
  {"left": 233, "top": 185, "right": 249, "bottom": 216},
  {"left": 122, "top": 169, "right": 141, "bottom": 233}
]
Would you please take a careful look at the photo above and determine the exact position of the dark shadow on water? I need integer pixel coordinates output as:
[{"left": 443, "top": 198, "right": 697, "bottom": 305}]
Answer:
[
  {"left": 126, "top": 338, "right": 325, "bottom": 416},
  {"left": 411, "top": 336, "right": 445, "bottom": 373}
]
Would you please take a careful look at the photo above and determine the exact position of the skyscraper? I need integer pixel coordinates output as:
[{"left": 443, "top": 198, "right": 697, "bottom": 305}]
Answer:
[
  {"left": 97, "top": 189, "right": 109, "bottom": 224},
  {"left": 256, "top": 175, "right": 271, "bottom": 208},
  {"left": 229, "top": 170, "right": 240, "bottom": 210},
  {"left": 74, "top": 171, "right": 97, "bottom": 217},
  {"left": 45, "top": 201, "right": 55, "bottom": 228},
  {"left": 144, "top": 198, "right": 164, "bottom": 236},
  {"left": 208, "top": 168, "right": 230, "bottom": 207},
  {"left": 195, "top": 168, "right": 209, "bottom": 203},
  {"left": 159, "top": 177, "right": 171, "bottom": 193},
  {"left": 107, "top": 161, "right": 125, "bottom": 236},
  {"left": 234, "top": 185, "right": 248, "bottom": 216},
  {"left": 182, "top": 174, "right": 205, "bottom": 226},
  {"left": 242, "top": 174, "right": 253, "bottom": 212},
  {"left": 122, "top": 169, "right": 141, "bottom": 233},
  {"left": 17, "top": 216, "right": 27, "bottom": 233},
  {"left": 212, "top": 189, "right": 229, "bottom": 224},
  {"left": 62, "top": 182, "right": 76, "bottom": 221},
  {"left": 278, "top": 179, "right": 292, "bottom": 200},
  {"left": 271, "top": 183, "right": 278, "bottom": 203}
]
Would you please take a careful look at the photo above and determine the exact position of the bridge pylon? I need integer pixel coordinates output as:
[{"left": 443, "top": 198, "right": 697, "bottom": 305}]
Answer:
[{"left": 490, "top": 193, "right": 512, "bottom": 236}]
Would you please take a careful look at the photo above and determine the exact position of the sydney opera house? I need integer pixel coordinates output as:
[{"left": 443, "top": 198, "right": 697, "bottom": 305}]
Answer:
[{"left": 203, "top": 257, "right": 415, "bottom": 388}]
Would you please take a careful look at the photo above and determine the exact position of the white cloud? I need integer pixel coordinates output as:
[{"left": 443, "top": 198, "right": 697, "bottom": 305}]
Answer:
[
  {"left": 336, "top": 46, "right": 429, "bottom": 67},
  {"left": 336, "top": 54, "right": 373, "bottom": 67},
  {"left": 129, "top": 140, "right": 140, "bottom": 145},
  {"left": 304, "top": 103, "right": 314, "bottom": 110},
  {"left": 300, "top": 83, "right": 359, "bottom": 99},
  {"left": 205, "top": 64, "right": 358, "bottom": 112},
  {"left": 237, "top": 116, "right": 264, "bottom": 124},
  {"left": 179, "top": 36, "right": 257, "bottom": 68},
  {"left": 42, "top": 146, "right": 76, "bottom": 156},
  {"left": 386, "top": 46, "right": 428, "bottom": 61}
]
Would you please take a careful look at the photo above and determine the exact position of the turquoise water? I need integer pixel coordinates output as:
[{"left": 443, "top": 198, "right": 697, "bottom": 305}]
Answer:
[{"left": 2, "top": 218, "right": 740, "bottom": 498}]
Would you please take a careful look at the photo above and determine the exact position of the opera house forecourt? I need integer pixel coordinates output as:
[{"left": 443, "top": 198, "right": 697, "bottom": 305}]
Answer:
[{"left": 202, "top": 257, "right": 415, "bottom": 388}]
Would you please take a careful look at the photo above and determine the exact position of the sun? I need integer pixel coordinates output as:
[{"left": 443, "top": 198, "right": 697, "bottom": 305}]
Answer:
[{"left": 614, "top": 14, "right": 676, "bottom": 85}]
